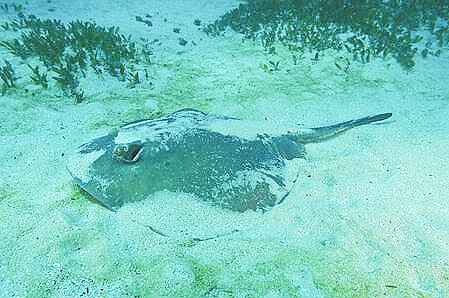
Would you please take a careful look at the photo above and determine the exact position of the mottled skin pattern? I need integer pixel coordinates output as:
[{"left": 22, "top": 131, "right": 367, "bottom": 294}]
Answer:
[{"left": 68, "top": 109, "right": 392, "bottom": 212}]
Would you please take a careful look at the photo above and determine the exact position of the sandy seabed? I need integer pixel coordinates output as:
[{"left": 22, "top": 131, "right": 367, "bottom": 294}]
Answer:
[{"left": 1, "top": 1, "right": 448, "bottom": 297}]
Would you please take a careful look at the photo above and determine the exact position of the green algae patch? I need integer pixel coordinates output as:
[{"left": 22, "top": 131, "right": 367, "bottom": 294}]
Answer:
[
  {"left": 206, "top": 0, "right": 449, "bottom": 70},
  {"left": 0, "top": 14, "right": 149, "bottom": 102}
]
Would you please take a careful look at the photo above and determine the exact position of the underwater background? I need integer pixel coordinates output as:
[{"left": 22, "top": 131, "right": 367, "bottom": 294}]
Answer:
[{"left": 1, "top": 0, "right": 449, "bottom": 297}]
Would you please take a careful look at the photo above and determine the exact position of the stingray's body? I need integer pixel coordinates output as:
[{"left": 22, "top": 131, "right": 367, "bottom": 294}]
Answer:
[{"left": 67, "top": 108, "right": 391, "bottom": 212}]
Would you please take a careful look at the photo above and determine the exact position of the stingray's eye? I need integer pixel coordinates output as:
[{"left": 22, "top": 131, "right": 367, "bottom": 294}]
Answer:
[
  {"left": 113, "top": 143, "right": 143, "bottom": 163},
  {"left": 114, "top": 144, "right": 128, "bottom": 155}
]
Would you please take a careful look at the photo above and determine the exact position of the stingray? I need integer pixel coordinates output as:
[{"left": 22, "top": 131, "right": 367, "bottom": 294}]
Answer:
[{"left": 67, "top": 108, "right": 392, "bottom": 214}]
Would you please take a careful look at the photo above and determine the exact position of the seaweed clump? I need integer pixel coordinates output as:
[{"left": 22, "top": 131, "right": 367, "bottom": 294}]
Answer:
[
  {"left": 0, "top": 59, "right": 16, "bottom": 94},
  {"left": 0, "top": 14, "right": 143, "bottom": 102},
  {"left": 204, "top": 0, "right": 449, "bottom": 70}
]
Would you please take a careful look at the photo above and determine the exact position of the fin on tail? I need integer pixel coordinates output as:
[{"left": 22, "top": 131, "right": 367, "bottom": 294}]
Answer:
[{"left": 289, "top": 113, "right": 392, "bottom": 143}]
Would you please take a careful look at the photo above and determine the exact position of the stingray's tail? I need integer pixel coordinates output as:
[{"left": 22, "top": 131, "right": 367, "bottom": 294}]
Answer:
[{"left": 289, "top": 113, "right": 392, "bottom": 143}]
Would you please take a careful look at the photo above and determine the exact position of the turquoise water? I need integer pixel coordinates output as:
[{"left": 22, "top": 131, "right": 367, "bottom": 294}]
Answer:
[{"left": 1, "top": 1, "right": 448, "bottom": 297}]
